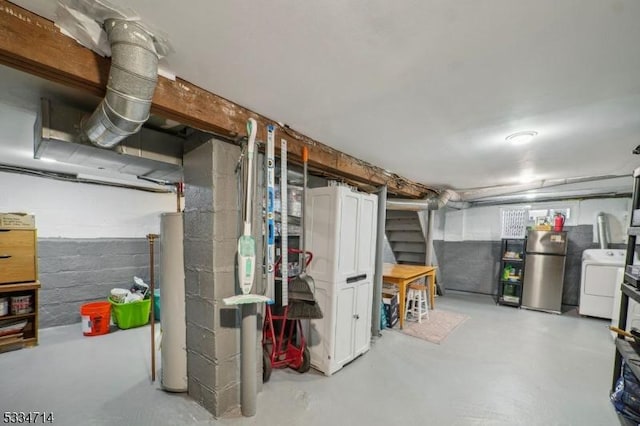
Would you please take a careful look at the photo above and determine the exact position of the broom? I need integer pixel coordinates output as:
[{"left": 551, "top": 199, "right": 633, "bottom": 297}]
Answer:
[{"left": 288, "top": 299, "right": 322, "bottom": 319}]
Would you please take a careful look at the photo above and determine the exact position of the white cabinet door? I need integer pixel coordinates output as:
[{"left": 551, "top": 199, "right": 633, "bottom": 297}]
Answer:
[
  {"left": 306, "top": 191, "right": 336, "bottom": 283},
  {"left": 357, "top": 194, "right": 377, "bottom": 276},
  {"left": 353, "top": 280, "right": 372, "bottom": 356},
  {"left": 337, "top": 190, "right": 359, "bottom": 281},
  {"left": 335, "top": 286, "right": 355, "bottom": 366}
]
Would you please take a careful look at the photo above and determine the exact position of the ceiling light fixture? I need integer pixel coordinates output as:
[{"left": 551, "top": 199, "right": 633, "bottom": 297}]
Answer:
[{"left": 506, "top": 131, "right": 538, "bottom": 145}]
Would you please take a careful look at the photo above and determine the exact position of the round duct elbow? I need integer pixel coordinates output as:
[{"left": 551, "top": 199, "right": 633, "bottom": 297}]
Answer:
[
  {"left": 386, "top": 189, "right": 460, "bottom": 211},
  {"left": 82, "top": 19, "right": 159, "bottom": 149}
]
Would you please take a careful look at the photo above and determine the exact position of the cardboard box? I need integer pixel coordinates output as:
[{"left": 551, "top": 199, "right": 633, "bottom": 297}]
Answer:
[{"left": 0, "top": 213, "right": 35, "bottom": 229}]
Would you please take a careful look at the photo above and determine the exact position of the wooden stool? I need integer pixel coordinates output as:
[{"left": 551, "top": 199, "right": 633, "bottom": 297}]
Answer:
[{"left": 404, "top": 283, "right": 429, "bottom": 323}]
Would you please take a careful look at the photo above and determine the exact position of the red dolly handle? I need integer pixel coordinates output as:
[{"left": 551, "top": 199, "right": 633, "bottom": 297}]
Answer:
[{"left": 275, "top": 248, "right": 313, "bottom": 274}]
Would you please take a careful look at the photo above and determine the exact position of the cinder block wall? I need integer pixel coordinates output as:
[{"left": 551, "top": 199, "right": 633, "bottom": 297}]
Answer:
[
  {"left": 38, "top": 238, "right": 159, "bottom": 328},
  {"left": 183, "top": 139, "right": 263, "bottom": 417}
]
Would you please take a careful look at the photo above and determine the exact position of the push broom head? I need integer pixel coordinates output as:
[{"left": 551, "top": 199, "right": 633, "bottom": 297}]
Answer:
[{"left": 287, "top": 299, "right": 323, "bottom": 319}]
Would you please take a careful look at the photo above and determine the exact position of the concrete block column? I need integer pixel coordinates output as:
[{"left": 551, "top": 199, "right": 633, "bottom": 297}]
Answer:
[{"left": 183, "top": 138, "right": 264, "bottom": 417}]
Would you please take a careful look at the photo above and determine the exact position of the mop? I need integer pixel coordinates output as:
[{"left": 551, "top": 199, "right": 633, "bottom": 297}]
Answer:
[
  {"left": 223, "top": 117, "right": 271, "bottom": 306},
  {"left": 223, "top": 117, "right": 270, "bottom": 418}
]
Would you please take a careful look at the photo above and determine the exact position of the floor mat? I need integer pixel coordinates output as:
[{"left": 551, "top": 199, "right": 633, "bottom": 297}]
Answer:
[{"left": 400, "top": 309, "right": 470, "bottom": 344}]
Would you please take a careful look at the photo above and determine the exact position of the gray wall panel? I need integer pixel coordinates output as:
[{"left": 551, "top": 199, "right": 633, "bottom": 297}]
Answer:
[
  {"left": 437, "top": 241, "right": 502, "bottom": 295},
  {"left": 37, "top": 238, "right": 159, "bottom": 328},
  {"left": 433, "top": 225, "right": 598, "bottom": 307}
]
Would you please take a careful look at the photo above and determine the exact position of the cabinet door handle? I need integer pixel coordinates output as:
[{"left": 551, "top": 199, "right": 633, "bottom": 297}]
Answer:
[
  {"left": 353, "top": 314, "right": 360, "bottom": 320},
  {"left": 347, "top": 274, "right": 367, "bottom": 284},
  {"left": 0, "top": 255, "right": 11, "bottom": 259}
]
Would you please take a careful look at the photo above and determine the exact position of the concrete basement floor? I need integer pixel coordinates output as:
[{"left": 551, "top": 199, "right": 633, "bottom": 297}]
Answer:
[{"left": 0, "top": 292, "right": 620, "bottom": 426}]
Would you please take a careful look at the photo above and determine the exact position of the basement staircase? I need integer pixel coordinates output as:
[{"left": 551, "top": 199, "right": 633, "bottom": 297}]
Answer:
[{"left": 385, "top": 210, "right": 426, "bottom": 265}]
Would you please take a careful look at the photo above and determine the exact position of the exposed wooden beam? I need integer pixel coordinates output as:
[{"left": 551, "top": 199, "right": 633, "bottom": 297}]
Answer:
[{"left": 0, "top": 0, "right": 434, "bottom": 198}]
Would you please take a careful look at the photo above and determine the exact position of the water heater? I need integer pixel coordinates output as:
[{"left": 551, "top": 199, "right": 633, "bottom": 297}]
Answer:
[{"left": 160, "top": 212, "right": 188, "bottom": 392}]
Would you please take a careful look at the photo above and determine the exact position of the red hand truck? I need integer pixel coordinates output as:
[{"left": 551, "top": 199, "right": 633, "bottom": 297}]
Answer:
[{"left": 262, "top": 248, "right": 313, "bottom": 382}]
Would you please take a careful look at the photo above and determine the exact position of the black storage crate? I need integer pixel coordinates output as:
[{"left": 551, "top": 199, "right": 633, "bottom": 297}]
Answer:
[{"left": 383, "top": 293, "right": 399, "bottom": 328}]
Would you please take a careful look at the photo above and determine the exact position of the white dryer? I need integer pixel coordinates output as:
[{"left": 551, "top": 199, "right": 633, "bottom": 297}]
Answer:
[{"left": 579, "top": 249, "right": 625, "bottom": 319}]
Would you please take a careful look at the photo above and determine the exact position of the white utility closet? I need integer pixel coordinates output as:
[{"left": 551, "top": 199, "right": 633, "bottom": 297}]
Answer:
[{"left": 305, "top": 184, "right": 378, "bottom": 376}]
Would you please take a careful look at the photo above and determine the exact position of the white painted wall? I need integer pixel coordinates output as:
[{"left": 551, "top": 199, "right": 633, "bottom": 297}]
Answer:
[
  {"left": 444, "top": 209, "right": 465, "bottom": 242},
  {"left": 0, "top": 172, "right": 176, "bottom": 238},
  {"left": 441, "top": 198, "right": 631, "bottom": 243}
]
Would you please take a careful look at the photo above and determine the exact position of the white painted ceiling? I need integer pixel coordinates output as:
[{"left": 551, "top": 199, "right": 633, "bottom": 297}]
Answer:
[{"left": 6, "top": 0, "right": 640, "bottom": 194}]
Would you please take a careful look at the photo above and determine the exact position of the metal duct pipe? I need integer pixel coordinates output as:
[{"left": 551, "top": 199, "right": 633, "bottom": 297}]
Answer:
[
  {"left": 82, "top": 19, "right": 158, "bottom": 148},
  {"left": 371, "top": 185, "right": 387, "bottom": 338},
  {"left": 597, "top": 212, "right": 610, "bottom": 250},
  {"left": 386, "top": 189, "right": 459, "bottom": 211},
  {"left": 425, "top": 210, "right": 435, "bottom": 265},
  {"left": 458, "top": 174, "right": 624, "bottom": 201}
]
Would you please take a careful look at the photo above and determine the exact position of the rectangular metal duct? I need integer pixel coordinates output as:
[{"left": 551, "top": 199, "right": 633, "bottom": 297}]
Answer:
[{"left": 34, "top": 99, "right": 183, "bottom": 182}]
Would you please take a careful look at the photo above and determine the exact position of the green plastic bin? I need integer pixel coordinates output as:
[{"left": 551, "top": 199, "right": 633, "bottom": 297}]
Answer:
[{"left": 109, "top": 297, "right": 151, "bottom": 329}]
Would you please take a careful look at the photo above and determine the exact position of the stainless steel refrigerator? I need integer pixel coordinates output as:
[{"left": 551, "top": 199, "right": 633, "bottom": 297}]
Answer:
[{"left": 522, "top": 230, "right": 568, "bottom": 314}]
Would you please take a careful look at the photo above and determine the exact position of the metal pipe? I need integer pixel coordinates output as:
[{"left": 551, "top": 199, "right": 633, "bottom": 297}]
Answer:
[
  {"left": 458, "top": 174, "right": 624, "bottom": 201},
  {"left": 424, "top": 210, "right": 445, "bottom": 295},
  {"left": 387, "top": 175, "right": 627, "bottom": 212},
  {"left": 425, "top": 210, "right": 435, "bottom": 265},
  {"left": 597, "top": 213, "right": 610, "bottom": 250},
  {"left": 241, "top": 304, "right": 257, "bottom": 417},
  {"left": 82, "top": 19, "right": 158, "bottom": 148},
  {"left": 175, "top": 182, "right": 183, "bottom": 213},
  {"left": 372, "top": 185, "right": 387, "bottom": 337},
  {"left": 470, "top": 190, "right": 631, "bottom": 207},
  {"left": 386, "top": 189, "right": 459, "bottom": 211}
]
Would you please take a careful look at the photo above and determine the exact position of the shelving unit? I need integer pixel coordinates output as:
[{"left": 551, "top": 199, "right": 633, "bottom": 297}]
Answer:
[
  {"left": 627, "top": 226, "right": 640, "bottom": 237},
  {"left": 0, "top": 281, "right": 40, "bottom": 350},
  {"left": 0, "top": 228, "right": 40, "bottom": 352},
  {"left": 274, "top": 212, "right": 302, "bottom": 238},
  {"left": 612, "top": 167, "right": 640, "bottom": 401},
  {"left": 497, "top": 238, "right": 526, "bottom": 307},
  {"left": 271, "top": 160, "right": 303, "bottom": 306},
  {"left": 613, "top": 283, "right": 640, "bottom": 390}
]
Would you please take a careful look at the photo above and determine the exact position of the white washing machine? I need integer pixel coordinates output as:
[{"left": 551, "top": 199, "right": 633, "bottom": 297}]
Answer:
[{"left": 579, "top": 249, "right": 625, "bottom": 319}]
